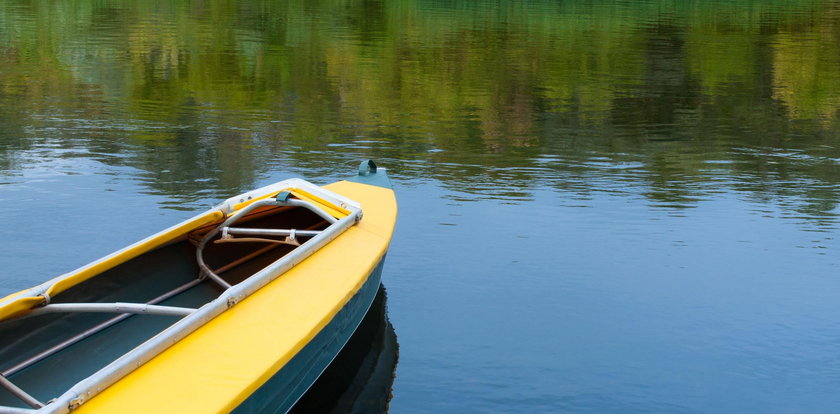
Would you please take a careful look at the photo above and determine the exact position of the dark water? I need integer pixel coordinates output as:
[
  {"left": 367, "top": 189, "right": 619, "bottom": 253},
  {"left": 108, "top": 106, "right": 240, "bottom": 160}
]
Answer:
[{"left": 2, "top": 0, "right": 840, "bottom": 412}]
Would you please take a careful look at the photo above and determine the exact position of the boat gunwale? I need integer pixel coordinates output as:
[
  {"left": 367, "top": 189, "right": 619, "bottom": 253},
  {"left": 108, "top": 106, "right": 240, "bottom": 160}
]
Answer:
[{"left": 0, "top": 179, "right": 364, "bottom": 414}]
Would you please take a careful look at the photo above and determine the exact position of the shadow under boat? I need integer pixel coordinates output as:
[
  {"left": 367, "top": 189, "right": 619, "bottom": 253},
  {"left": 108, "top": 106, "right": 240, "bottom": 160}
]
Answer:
[{"left": 289, "top": 284, "right": 399, "bottom": 414}]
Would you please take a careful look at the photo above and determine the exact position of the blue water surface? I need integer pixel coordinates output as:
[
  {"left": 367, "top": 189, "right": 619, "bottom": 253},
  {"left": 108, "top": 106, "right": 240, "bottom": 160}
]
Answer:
[{"left": 2, "top": 0, "right": 840, "bottom": 412}]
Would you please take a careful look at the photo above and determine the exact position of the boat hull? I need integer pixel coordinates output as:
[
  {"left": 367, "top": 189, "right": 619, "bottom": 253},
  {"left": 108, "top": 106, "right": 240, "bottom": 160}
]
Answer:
[
  {"left": 0, "top": 164, "right": 397, "bottom": 414},
  {"left": 232, "top": 257, "right": 385, "bottom": 413},
  {"left": 69, "top": 178, "right": 397, "bottom": 414}
]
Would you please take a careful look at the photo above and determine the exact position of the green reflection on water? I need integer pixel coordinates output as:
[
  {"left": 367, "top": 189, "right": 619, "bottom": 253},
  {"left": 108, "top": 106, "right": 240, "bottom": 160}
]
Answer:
[{"left": 1, "top": 0, "right": 839, "bottom": 219}]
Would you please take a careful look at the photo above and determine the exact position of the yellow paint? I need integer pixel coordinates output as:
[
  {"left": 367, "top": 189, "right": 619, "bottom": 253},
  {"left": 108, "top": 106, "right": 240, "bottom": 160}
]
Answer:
[
  {"left": 74, "top": 180, "right": 397, "bottom": 413},
  {"left": 0, "top": 297, "right": 44, "bottom": 321},
  {"left": 289, "top": 188, "right": 351, "bottom": 219}
]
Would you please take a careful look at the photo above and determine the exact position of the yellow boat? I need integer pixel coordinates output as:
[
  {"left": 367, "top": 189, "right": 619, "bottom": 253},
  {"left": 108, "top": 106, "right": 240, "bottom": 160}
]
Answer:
[{"left": 0, "top": 161, "right": 397, "bottom": 414}]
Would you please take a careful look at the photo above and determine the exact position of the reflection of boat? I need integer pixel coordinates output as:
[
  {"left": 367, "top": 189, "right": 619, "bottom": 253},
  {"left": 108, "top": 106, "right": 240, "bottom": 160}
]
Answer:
[
  {"left": 0, "top": 161, "right": 397, "bottom": 414},
  {"left": 290, "top": 284, "right": 398, "bottom": 414}
]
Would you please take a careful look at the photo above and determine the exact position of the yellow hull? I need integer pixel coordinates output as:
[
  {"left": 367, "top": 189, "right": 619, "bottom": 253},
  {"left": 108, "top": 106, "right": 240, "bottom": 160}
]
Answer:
[
  {"left": 0, "top": 163, "right": 397, "bottom": 413},
  {"left": 77, "top": 180, "right": 397, "bottom": 413}
]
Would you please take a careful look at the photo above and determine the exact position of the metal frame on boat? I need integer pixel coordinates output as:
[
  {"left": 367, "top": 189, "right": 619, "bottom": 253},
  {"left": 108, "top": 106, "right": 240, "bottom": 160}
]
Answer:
[{"left": 0, "top": 162, "right": 395, "bottom": 414}]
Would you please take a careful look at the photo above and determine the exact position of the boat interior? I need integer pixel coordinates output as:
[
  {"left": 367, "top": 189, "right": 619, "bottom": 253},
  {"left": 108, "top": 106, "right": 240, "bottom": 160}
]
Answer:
[{"left": 0, "top": 203, "right": 332, "bottom": 410}]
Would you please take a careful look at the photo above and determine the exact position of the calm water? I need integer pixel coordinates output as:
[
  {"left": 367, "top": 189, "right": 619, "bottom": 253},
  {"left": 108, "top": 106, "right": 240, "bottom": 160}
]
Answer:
[{"left": 2, "top": 0, "right": 840, "bottom": 412}]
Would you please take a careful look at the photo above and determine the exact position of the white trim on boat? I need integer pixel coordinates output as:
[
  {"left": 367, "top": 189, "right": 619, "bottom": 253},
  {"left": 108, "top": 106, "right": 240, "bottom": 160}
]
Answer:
[{"left": 25, "top": 303, "right": 196, "bottom": 318}]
